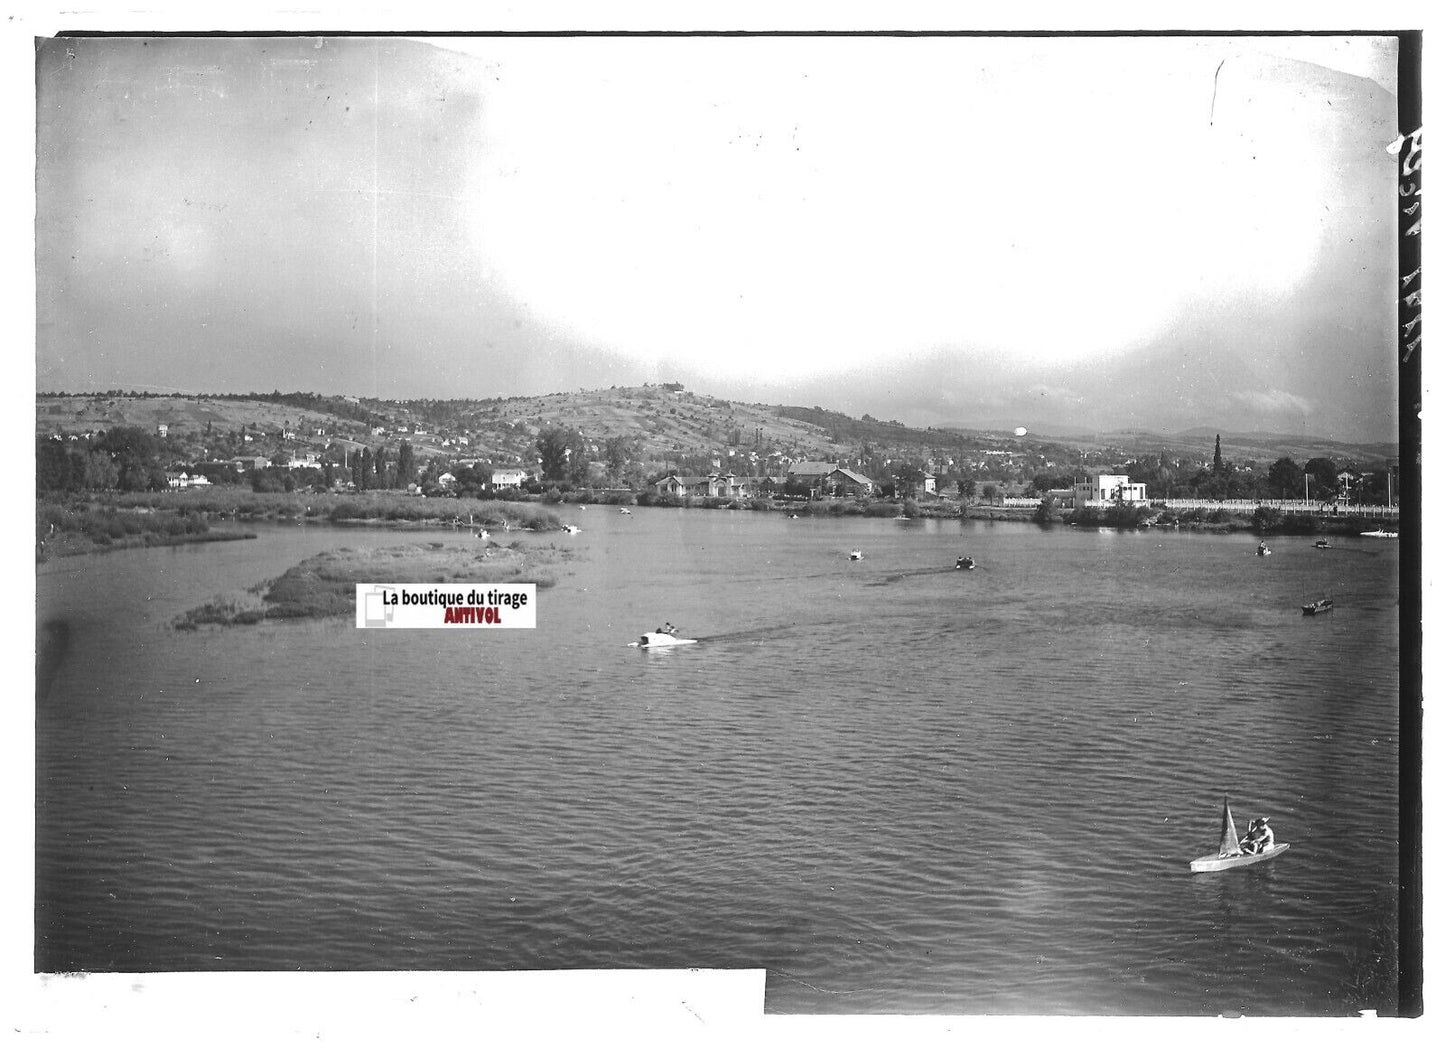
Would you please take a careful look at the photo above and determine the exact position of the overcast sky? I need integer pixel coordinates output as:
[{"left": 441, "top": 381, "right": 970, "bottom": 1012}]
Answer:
[{"left": 35, "top": 33, "right": 1402, "bottom": 440}]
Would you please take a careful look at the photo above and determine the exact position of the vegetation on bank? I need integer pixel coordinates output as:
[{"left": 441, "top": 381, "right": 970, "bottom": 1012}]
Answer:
[
  {"left": 173, "top": 539, "right": 568, "bottom": 630},
  {"left": 100, "top": 487, "right": 562, "bottom": 530},
  {"left": 36, "top": 499, "right": 256, "bottom": 559}
]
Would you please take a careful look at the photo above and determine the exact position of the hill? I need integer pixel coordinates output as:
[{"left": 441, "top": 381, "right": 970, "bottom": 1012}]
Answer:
[{"left": 38, "top": 386, "right": 1397, "bottom": 488}]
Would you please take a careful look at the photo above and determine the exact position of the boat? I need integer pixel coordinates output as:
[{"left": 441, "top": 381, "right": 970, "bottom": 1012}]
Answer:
[
  {"left": 1301, "top": 598, "right": 1333, "bottom": 615},
  {"left": 1360, "top": 529, "right": 1398, "bottom": 539},
  {"left": 849, "top": 550, "right": 864, "bottom": 561},
  {"left": 632, "top": 631, "right": 698, "bottom": 649},
  {"left": 1313, "top": 539, "right": 1331, "bottom": 549},
  {"left": 1256, "top": 542, "right": 1271, "bottom": 556},
  {"left": 562, "top": 525, "right": 581, "bottom": 534},
  {"left": 955, "top": 556, "right": 976, "bottom": 570},
  {"left": 1189, "top": 797, "right": 1290, "bottom": 872},
  {"left": 619, "top": 507, "right": 632, "bottom": 515}
]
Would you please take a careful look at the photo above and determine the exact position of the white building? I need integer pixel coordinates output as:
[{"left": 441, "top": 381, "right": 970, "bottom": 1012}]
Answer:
[
  {"left": 1072, "top": 473, "right": 1148, "bottom": 508},
  {"left": 491, "top": 468, "right": 529, "bottom": 488}
]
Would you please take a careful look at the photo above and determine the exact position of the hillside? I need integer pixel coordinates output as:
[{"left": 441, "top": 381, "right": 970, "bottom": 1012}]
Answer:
[{"left": 38, "top": 386, "right": 1397, "bottom": 487}]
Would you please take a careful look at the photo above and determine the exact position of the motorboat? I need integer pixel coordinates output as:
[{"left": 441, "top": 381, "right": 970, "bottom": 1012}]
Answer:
[
  {"left": 1189, "top": 797, "right": 1290, "bottom": 872},
  {"left": 1313, "top": 539, "right": 1331, "bottom": 549},
  {"left": 955, "top": 556, "right": 975, "bottom": 570},
  {"left": 562, "top": 525, "right": 581, "bottom": 534},
  {"left": 1301, "top": 598, "right": 1334, "bottom": 615},
  {"left": 619, "top": 507, "right": 632, "bottom": 515},
  {"left": 1256, "top": 542, "right": 1271, "bottom": 556},
  {"left": 848, "top": 550, "right": 864, "bottom": 561},
  {"left": 632, "top": 631, "right": 697, "bottom": 649}
]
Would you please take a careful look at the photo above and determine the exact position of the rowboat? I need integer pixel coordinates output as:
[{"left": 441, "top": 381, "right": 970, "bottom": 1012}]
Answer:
[
  {"left": 955, "top": 557, "right": 975, "bottom": 570},
  {"left": 1313, "top": 539, "right": 1331, "bottom": 549},
  {"left": 1256, "top": 542, "right": 1271, "bottom": 556},
  {"left": 1301, "top": 598, "right": 1333, "bottom": 615},
  {"left": 1189, "top": 797, "right": 1290, "bottom": 872}
]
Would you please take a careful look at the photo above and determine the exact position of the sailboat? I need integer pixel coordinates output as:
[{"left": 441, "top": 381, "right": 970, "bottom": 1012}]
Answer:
[{"left": 1189, "top": 797, "right": 1290, "bottom": 872}]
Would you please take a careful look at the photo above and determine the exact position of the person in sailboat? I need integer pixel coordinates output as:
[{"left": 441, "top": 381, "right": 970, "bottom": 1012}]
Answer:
[{"left": 1239, "top": 817, "right": 1275, "bottom": 855}]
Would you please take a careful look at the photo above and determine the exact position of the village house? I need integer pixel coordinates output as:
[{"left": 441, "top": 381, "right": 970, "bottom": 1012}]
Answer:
[
  {"left": 825, "top": 467, "right": 875, "bottom": 497},
  {"left": 652, "top": 473, "right": 755, "bottom": 499},
  {"left": 490, "top": 468, "right": 529, "bottom": 489},
  {"left": 1072, "top": 473, "right": 1148, "bottom": 508}
]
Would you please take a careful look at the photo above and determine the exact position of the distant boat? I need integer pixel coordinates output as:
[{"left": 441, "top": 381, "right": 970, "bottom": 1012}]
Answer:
[
  {"left": 1256, "top": 542, "right": 1271, "bottom": 556},
  {"left": 849, "top": 550, "right": 864, "bottom": 561},
  {"left": 619, "top": 507, "right": 632, "bottom": 515},
  {"left": 1301, "top": 598, "right": 1334, "bottom": 615},
  {"left": 562, "top": 525, "right": 581, "bottom": 534},
  {"left": 955, "top": 556, "right": 975, "bottom": 570},
  {"left": 1313, "top": 539, "right": 1331, "bottom": 549},
  {"left": 1189, "top": 797, "right": 1290, "bottom": 873},
  {"left": 1360, "top": 529, "right": 1398, "bottom": 539}
]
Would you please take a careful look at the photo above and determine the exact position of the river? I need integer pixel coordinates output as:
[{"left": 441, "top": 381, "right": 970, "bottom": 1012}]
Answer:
[{"left": 35, "top": 507, "right": 1402, "bottom": 1014}]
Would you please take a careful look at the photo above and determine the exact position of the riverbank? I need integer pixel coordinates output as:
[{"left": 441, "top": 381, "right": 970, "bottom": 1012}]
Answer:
[
  {"left": 103, "top": 487, "right": 563, "bottom": 531},
  {"left": 36, "top": 499, "right": 259, "bottom": 560},
  {"left": 173, "top": 538, "right": 570, "bottom": 630}
]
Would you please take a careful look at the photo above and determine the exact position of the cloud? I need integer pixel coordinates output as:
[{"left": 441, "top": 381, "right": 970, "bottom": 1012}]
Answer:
[{"left": 1228, "top": 389, "right": 1315, "bottom": 417}]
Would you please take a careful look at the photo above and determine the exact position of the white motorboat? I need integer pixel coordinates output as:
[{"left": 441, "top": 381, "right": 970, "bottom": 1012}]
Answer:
[
  {"left": 632, "top": 631, "right": 698, "bottom": 648},
  {"left": 849, "top": 550, "right": 864, "bottom": 561}
]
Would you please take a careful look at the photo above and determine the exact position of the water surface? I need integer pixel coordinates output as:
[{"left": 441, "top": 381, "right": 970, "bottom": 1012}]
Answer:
[{"left": 35, "top": 509, "right": 1401, "bottom": 1014}]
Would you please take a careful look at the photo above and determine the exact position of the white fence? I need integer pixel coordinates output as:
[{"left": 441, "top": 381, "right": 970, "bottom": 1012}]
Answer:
[
  {"left": 1160, "top": 499, "right": 1398, "bottom": 519},
  {"left": 994, "top": 496, "right": 1398, "bottom": 520}
]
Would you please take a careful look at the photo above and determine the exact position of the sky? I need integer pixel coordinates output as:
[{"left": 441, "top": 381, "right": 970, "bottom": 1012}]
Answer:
[{"left": 34, "top": 32, "right": 1404, "bottom": 441}]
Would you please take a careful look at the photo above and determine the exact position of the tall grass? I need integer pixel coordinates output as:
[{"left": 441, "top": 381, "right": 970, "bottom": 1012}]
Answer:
[
  {"left": 105, "top": 487, "right": 562, "bottom": 531},
  {"left": 174, "top": 539, "right": 565, "bottom": 629}
]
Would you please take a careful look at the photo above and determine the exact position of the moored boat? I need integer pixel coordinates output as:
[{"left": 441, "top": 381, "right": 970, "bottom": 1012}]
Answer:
[
  {"left": 1301, "top": 598, "right": 1333, "bottom": 615},
  {"left": 1189, "top": 797, "right": 1290, "bottom": 872}
]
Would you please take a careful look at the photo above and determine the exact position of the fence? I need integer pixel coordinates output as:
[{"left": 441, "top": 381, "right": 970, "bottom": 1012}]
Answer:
[{"left": 1159, "top": 499, "right": 1398, "bottom": 520}]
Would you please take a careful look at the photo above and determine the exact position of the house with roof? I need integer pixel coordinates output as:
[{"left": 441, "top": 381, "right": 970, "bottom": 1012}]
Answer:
[
  {"left": 1072, "top": 473, "right": 1147, "bottom": 508},
  {"left": 785, "top": 460, "right": 838, "bottom": 495},
  {"left": 825, "top": 467, "right": 875, "bottom": 497},
  {"left": 491, "top": 468, "right": 530, "bottom": 489},
  {"left": 653, "top": 473, "right": 755, "bottom": 499}
]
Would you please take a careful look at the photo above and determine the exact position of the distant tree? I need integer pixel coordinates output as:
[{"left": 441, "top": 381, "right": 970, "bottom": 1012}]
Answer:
[
  {"left": 603, "top": 435, "right": 639, "bottom": 481},
  {"left": 1213, "top": 434, "right": 1224, "bottom": 475},
  {"left": 957, "top": 476, "right": 977, "bottom": 501},
  {"left": 1304, "top": 457, "right": 1339, "bottom": 499},
  {"left": 395, "top": 441, "right": 416, "bottom": 485},
  {"left": 1267, "top": 457, "right": 1305, "bottom": 499},
  {"left": 893, "top": 463, "right": 927, "bottom": 499},
  {"left": 536, "top": 426, "right": 587, "bottom": 485},
  {"left": 1033, "top": 495, "right": 1056, "bottom": 525},
  {"left": 981, "top": 483, "right": 1000, "bottom": 505}
]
